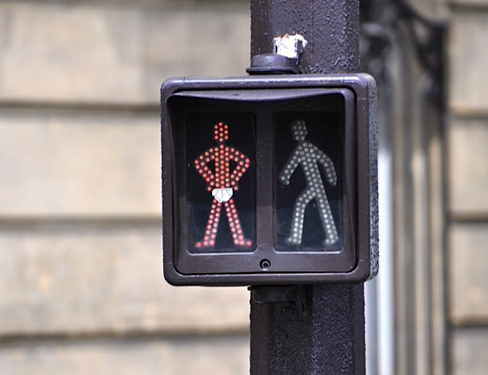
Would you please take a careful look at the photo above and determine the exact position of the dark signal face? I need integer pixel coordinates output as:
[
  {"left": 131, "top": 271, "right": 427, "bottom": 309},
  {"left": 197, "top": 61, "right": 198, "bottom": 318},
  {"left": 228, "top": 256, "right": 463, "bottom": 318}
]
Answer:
[
  {"left": 162, "top": 75, "right": 377, "bottom": 285},
  {"left": 186, "top": 112, "right": 256, "bottom": 253}
]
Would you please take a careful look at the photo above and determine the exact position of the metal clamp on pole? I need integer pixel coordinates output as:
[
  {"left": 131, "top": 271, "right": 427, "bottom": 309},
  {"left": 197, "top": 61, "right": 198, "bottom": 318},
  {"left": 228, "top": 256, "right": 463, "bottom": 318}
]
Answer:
[
  {"left": 247, "top": 34, "right": 308, "bottom": 75},
  {"left": 251, "top": 286, "right": 308, "bottom": 321}
]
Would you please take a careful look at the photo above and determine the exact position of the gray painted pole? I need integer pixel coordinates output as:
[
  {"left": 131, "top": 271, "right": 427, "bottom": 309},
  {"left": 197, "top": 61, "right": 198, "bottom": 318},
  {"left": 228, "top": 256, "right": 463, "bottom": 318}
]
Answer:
[{"left": 249, "top": 1, "right": 366, "bottom": 374}]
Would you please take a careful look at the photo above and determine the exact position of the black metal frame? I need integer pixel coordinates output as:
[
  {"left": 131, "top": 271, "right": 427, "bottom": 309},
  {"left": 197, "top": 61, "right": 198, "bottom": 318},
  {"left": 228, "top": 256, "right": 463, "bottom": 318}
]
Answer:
[{"left": 161, "top": 74, "right": 378, "bottom": 286}]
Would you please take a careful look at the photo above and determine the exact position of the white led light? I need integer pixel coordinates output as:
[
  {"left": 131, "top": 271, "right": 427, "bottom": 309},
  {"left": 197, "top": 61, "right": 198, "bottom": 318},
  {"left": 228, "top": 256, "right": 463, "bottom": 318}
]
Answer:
[{"left": 279, "top": 120, "right": 339, "bottom": 246}]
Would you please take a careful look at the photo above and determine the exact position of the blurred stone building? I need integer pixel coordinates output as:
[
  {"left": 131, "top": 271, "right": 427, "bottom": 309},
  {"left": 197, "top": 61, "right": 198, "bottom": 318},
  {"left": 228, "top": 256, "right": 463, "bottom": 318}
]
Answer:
[
  {"left": 0, "top": 1, "right": 250, "bottom": 374},
  {"left": 0, "top": 0, "right": 487, "bottom": 374}
]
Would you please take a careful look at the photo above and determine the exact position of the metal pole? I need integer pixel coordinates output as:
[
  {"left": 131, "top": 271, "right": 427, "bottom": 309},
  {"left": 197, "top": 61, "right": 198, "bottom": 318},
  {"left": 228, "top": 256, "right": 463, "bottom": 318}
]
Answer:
[
  {"left": 249, "top": 1, "right": 365, "bottom": 374},
  {"left": 250, "top": 0, "right": 360, "bottom": 74}
]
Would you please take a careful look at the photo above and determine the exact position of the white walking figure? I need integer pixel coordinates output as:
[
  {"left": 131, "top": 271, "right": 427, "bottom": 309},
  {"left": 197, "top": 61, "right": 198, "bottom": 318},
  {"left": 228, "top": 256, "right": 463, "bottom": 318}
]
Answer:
[{"left": 279, "top": 119, "right": 339, "bottom": 246}]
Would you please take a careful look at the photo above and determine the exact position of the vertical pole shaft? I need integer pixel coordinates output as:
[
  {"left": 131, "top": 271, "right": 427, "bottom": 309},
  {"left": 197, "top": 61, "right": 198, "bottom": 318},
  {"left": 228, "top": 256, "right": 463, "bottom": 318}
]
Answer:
[
  {"left": 250, "top": 0, "right": 360, "bottom": 74},
  {"left": 249, "top": 1, "right": 365, "bottom": 374}
]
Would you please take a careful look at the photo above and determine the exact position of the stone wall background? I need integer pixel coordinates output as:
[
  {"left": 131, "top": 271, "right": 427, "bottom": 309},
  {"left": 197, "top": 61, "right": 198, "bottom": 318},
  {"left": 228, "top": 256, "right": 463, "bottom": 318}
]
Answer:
[
  {"left": 0, "top": 1, "right": 251, "bottom": 374},
  {"left": 448, "top": 0, "right": 488, "bottom": 373}
]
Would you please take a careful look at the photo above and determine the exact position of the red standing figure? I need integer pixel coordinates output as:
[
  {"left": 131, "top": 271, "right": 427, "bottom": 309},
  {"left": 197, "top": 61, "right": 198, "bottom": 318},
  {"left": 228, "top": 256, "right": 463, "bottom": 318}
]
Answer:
[{"left": 194, "top": 122, "right": 252, "bottom": 248}]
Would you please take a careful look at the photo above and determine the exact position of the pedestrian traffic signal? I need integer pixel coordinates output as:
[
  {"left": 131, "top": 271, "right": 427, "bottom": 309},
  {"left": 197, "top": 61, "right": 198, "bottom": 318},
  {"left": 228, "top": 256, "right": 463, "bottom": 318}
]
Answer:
[
  {"left": 161, "top": 74, "right": 378, "bottom": 285},
  {"left": 188, "top": 114, "right": 256, "bottom": 252}
]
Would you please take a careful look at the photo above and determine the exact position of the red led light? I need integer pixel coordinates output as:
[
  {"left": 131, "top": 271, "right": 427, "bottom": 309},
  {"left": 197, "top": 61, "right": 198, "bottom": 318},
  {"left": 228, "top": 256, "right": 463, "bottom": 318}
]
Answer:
[{"left": 193, "top": 121, "right": 253, "bottom": 248}]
